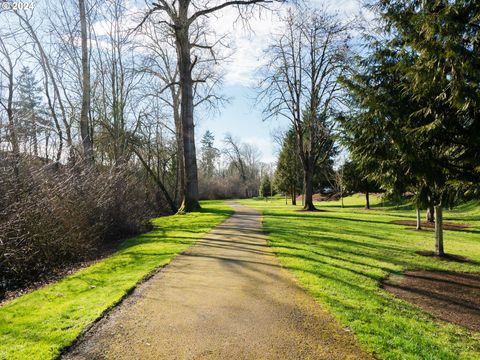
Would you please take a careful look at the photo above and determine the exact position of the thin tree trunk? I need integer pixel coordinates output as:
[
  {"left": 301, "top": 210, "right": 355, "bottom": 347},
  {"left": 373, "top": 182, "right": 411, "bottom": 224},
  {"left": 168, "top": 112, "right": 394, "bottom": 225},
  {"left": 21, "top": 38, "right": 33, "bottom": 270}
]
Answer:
[
  {"left": 176, "top": 25, "right": 200, "bottom": 212},
  {"left": 434, "top": 205, "right": 444, "bottom": 256},
  {"left": 416, "top": 207, "right": 422, "bottom": 230},
  {"left": 0, "top": 38, "right": 20, "bottom": 158},
  {"left": 31, "top": 116, "right": 38, "bottom": 157},
  {"left": 79, "top": 0, "right": 94, "bottom": 162},
  {"left": 426, "top": 205, "right": 435, "bottom": 223},
  {"left": 43, "top": 74, "right": 63, "bottom": 162},
  {"left": 292, "top": 188, "right": 297, "bottom": 205},
  {"left": 133, "top": 148, "right": 177, "bottom": 213},
  {"left": 17, "top": 12, "right": 73, "bottom": 158},
  {"left": 45, "top": 134, "right": 49, "bottom": 162},
  {"left": 6, "top": 110, "right": 19, "bottom": 158},
  {"left": 365, "top": 191, "right": 370, "bottom": 209}
]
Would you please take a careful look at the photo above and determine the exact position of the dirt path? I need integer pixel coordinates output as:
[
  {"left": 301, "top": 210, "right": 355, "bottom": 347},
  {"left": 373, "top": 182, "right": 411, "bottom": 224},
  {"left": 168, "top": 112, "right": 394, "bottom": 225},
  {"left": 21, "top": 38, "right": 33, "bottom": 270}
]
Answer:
[{"left": 64, "top": 204, "right": 370, "bottom": 360}]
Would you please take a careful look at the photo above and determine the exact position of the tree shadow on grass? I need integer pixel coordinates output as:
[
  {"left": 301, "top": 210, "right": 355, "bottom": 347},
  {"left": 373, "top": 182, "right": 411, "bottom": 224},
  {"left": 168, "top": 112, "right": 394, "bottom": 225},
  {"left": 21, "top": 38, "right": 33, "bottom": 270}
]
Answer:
[
  {"left": 264, "top": 211, "right": 396, "bottom": 227},
  {"left": 259, "top": 209, "right": 480, "bottom": 358}
]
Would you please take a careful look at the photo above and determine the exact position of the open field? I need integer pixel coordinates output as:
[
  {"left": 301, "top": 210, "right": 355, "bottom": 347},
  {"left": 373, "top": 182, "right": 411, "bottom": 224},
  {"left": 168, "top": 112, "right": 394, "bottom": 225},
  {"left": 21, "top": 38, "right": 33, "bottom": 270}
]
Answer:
[
  {"left": 240, "top": 195, "right": 480, "bottom": 360},
  {"left": 0, "top": 201, "right": 233, "bottom": 360}
]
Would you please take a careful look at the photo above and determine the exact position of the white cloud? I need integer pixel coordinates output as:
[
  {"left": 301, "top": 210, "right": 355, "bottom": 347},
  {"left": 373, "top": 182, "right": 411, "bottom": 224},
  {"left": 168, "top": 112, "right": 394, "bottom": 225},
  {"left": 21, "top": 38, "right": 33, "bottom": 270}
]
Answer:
[
  {"left": 312, "top": 0, "right": 361, "bottom": 15},
  {"left": 210, "top": 4, "right": 285, "bottom": 87},
  {"left": 209, "top": 0, "right": 363, "bottom": 87},
  {"left": 242, "top": 135, "right": 277, "bottom": 163}
]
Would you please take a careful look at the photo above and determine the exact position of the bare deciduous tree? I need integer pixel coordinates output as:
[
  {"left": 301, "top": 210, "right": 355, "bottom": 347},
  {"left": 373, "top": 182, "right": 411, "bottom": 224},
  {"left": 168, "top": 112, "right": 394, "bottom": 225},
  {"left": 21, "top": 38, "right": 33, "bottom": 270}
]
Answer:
[
  {"left": 15, "top": 10, "right": 73, "bottom": 160},
  {"left": 138, "top": 0, "right": 273, "bottom": 212},
  {"left": 0, "top": 36, "right": 20, "bottom": 157},
  {"left": 223, "top": 133, "right": 262, "bottom": 197},
  {"left": 137, "top": 15, "right": 226, "bottom": 207},
  {"left": 79, "top": 0, "right": 94, "bottom": 161},
  {"left": 260, "top": 6, "right": 350, "bottom": 210}
]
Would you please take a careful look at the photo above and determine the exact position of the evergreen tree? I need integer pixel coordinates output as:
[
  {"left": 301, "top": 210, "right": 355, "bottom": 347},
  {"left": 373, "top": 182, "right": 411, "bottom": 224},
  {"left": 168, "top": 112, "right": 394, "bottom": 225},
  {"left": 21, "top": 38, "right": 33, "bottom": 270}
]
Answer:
[
  {"left": 259, "top": 174, "right": 272, "bottom": 198},
  {"left": 15, "top": 66, "right": 47, "bottom": 157},
  {"left": 378, "top": 0, "right": 480, "bottom": 187},
  {"left": 273, "top": 128, "right": 302, "bottom": 205},
  {"left": 199, "top": 130, "right": 219, "bottom": 178},
  {"left": 338, "top": 5, "right": 466, "bottom": 256}
]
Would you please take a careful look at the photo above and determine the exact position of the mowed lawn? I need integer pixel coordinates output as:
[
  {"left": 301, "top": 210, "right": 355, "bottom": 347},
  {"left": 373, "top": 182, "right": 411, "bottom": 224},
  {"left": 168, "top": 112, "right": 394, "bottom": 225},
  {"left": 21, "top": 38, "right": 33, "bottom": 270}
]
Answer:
[
  {"left": 241, "top": 195, "right": 480, "bottom": 360},
  {"left": 0, "top": 201, "right": 233, "bottom": 360}
]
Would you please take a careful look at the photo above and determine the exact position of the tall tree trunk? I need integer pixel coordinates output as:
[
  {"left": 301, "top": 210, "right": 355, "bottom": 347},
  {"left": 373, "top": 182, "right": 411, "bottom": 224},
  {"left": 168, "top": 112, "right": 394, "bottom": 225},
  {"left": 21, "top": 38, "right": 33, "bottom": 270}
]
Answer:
[
  {"left": 43, "top": 75, "right": 63, "bottom": 162},
  {"left": 365, "top": 191, "right": 370, "bottom": 209},
  {"left": 31, "top": 114, "right": 38, "bottom": 157},
  {"left": 176, "top": 25, "right": 200, "bottom": 212},
  {"left": 434, "top": 205, "right": 444, "bottom": 256},
  {"left": 79, "top": 0, "right": 94, "bottom": 162},
  {"left": 426, "top": 205, "right": 435, "bottom": 223},
  {"left": 292, "top": 188, "right": 297, "bottom": 205},
  {"left": 173, "top": 96, "right": 184, "bottom": 206},
  {"left": 416, "top": 207, "right": 422, "bottom": 230},
  {"left": 303, "top": 165, "right": 316, "bottom": 211},
  {"left": 6, "top": 110, "right": 19, "bottom": 158},
  {"left": 6, "top": 91, "right": 19, "bottom": 157}
]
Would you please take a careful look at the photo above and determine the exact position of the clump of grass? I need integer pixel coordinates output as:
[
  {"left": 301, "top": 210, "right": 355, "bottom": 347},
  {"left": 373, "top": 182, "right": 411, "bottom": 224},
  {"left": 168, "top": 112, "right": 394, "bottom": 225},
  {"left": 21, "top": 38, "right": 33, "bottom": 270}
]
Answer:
[
  {"left": 241, "top": 196, "right": 480, "bottom": 360},
  {"left": 0, "top": 201, "right": 232, "bottom": 360}
]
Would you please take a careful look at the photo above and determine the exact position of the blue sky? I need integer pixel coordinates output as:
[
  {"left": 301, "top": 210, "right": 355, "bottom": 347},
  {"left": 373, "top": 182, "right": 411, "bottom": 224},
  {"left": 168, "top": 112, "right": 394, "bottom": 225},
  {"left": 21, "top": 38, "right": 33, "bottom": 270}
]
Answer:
[{"left": 197, "top": 85, "right": 288, "bottom": 163}]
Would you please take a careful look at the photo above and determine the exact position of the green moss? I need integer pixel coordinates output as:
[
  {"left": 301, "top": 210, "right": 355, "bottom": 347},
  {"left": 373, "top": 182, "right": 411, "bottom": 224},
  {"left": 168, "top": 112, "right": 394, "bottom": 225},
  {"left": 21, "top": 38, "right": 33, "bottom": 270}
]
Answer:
[
  {"left": 241, "top": 195, "right": 480, "bottom": 360},
  {"left": 0, "top": 201, "right": 233, "bottom": 360}
]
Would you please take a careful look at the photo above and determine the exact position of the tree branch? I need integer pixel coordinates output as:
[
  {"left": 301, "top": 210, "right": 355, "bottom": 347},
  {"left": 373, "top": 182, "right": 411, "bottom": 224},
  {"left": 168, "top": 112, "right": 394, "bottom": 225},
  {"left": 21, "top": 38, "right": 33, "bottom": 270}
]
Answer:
[{"left": 188, "top": 0, "right": 273, "bottom": 25}]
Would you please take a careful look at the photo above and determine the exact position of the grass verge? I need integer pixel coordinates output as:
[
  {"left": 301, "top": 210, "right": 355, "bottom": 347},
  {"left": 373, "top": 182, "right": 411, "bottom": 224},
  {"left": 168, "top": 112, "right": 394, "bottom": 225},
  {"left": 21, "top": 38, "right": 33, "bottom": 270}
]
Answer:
[
  {"left": 0, "top": 200, "right": 232, "bottom": 360},
  {"left": 240, "top": 195, "right": 480, "bottom": 360}
]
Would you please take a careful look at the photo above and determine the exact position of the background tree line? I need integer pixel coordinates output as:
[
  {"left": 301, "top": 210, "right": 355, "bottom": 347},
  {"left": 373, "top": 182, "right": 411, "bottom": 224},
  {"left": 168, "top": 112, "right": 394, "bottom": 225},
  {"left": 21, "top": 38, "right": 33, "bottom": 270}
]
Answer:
[{"left": 198, "top": 130, "right": 267, "bottom": 200}]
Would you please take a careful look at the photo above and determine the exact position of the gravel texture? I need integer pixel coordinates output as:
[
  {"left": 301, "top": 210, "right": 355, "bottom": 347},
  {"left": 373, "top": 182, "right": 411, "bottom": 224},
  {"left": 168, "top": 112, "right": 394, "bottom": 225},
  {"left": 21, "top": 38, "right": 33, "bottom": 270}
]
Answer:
[{"left": 64, "top": 203, "right": 370, "bottom": 360}]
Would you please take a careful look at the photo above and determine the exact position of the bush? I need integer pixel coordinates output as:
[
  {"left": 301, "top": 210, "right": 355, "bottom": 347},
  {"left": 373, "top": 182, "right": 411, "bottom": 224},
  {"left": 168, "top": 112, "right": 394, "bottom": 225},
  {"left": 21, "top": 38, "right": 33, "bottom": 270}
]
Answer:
[
  {"left": 0, "top": 158, "right": 163, "bottom": 296},
  {"left": 198, "top": 174, "right": 260, "bottom": 200}
]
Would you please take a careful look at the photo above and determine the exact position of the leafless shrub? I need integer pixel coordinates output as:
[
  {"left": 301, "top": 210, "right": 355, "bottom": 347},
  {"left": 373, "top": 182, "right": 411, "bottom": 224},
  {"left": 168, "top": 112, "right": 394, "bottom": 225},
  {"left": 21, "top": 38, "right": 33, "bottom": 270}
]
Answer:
[
  {"left": 199, "top": 174, "right": 247, "bottom": 200},
  {"left": 0, "top": 157, "right": 161, "bottom": 295}
]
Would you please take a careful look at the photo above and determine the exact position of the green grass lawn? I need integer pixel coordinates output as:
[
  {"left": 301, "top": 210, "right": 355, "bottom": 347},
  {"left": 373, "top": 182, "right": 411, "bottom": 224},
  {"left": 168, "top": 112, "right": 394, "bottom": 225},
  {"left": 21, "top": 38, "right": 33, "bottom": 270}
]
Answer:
[
  {"left": 241, "top": 195, "right": 480, "bottom": 360},
  {"left": 0, "top": 201, "right": 232, "bottom": 360}
]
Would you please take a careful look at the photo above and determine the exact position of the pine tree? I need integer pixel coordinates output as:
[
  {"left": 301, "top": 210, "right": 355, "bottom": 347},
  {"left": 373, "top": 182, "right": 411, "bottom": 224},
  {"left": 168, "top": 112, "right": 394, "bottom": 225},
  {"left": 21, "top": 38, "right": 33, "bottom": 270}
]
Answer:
[
  {"left": 377, "top": 0, "right": 480, "bottom": 187},
  {"left": 15, "top": 66, "right": 47, "bottom": 157},
  {"left": 273, "top": 128, "right": 303, "bottom": 205},
  {"left": 259, "top": 174, "right": 272, "bottom": 198},
  {"left": 371, "top": 1, "right": 480, "bottom": 190},
  {"left": 339, "top": 9, "right": 459, "bottom": 256},
  {"left": 199, "top": 130, "right": 219, "bottom": 178}
]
